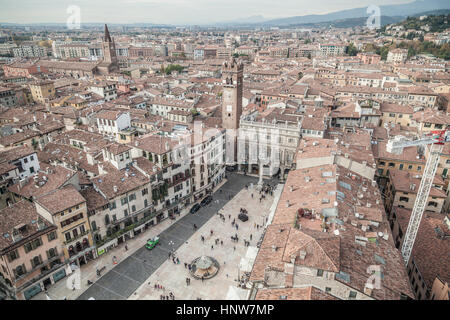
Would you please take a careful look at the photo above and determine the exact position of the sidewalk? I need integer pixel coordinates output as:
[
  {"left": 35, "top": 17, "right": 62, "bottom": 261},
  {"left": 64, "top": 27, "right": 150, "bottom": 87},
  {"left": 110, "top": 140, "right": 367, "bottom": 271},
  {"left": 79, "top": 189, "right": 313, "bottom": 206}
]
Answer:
[{"left": 33, "top": 178, "right": 228, "bottom": 300}]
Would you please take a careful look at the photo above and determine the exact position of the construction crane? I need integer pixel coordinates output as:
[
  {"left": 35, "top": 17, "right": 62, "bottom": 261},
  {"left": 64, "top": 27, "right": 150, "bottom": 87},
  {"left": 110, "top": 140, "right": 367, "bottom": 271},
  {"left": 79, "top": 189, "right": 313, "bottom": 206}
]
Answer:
[{"left": 386, "top": 130, "right": 450, "bottom": 266}]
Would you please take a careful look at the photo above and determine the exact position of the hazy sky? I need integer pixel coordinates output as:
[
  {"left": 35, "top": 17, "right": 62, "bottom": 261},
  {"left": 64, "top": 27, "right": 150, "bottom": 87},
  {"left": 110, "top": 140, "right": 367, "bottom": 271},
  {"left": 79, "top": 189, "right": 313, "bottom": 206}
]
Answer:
[{"left": 0, "top": 0, "right": 413, "bottom": 25}]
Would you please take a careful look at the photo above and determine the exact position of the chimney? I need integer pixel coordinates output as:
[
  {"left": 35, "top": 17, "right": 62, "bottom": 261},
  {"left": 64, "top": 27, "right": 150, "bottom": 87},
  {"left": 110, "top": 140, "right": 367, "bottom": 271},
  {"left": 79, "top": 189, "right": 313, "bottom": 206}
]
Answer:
[
  {"left": 286, "top": 200, "right": 290, "bottom": 208},
  {"left": 299, "top": 250, "right": 306, "bottom": 260},
  {"left": 364, "top": 283, "right": 373, "bottom": 296}
]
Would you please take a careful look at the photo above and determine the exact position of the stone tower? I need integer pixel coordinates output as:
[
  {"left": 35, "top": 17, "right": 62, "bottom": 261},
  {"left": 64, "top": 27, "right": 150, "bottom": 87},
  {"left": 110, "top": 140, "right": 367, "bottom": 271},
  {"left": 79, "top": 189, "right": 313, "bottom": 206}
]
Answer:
[
  {"left": 98, "top": 24, "right": 119, "bottom": 75},
  {"left": 221, "top": 58, "right": 243, "bottom": 164},
  {"left": 221, "top": 57, "right": 243, "bottom": 130}
]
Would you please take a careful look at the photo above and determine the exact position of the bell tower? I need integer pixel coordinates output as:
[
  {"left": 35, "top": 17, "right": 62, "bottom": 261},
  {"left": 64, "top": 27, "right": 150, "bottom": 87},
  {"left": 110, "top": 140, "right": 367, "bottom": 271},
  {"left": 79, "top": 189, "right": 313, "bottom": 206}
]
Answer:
[
  {"left": 98, "top": 24, "right": 119, "bottom": 74},
  {"left": 221, "top": 57, "right": 243, "bottom": 130},
  {"left": 221, "top": 58, "right": 243, "bottom": 164}
]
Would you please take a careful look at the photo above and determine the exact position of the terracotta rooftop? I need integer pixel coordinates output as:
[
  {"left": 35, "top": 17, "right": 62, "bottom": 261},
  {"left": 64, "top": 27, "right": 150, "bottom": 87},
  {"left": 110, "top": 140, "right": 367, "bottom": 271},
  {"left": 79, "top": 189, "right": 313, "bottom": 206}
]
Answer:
[
  {"left": 389, "top": 169, "right": 446, "bottom": 198},
  {"left": 92, "top": 166, "right": 150, "bottom": 200},
  {"left": 35, "top": 184, "right": 85, "bottom": 215},
  {"left": 9, "top": 165, "right": 77, "bottom": 200},
  {"left": 395, "top": 207, "right": 450, "bottom": 289},
  {"left": 0, "top": 200, "right": 55, "bottom": 252},
  {"left": 255, "top": 286, "right": 338, "bottom": 300},
  {"left": 250, "top": 162, "right": 414, "bottom": 300}
]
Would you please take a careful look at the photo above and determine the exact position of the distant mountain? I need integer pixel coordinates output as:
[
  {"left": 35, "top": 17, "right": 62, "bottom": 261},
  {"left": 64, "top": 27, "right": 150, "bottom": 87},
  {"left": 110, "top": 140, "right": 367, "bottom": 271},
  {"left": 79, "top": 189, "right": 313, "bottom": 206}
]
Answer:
[
  {"left": 249, "top": 0, "right": 450, "bottom": 27},
  {"left": 285, "top": 15, "right": 405, "bottom": 29},
  {"left": 215, "top": 15, "right": 268, "bottom": 26}
]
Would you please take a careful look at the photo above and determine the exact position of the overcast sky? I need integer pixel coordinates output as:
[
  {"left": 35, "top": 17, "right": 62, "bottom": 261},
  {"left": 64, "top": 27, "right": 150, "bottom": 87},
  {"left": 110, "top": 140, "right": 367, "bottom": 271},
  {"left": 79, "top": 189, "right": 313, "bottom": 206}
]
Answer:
[{"left": 0, "top": 0, "right": 412, "bottom": 25}]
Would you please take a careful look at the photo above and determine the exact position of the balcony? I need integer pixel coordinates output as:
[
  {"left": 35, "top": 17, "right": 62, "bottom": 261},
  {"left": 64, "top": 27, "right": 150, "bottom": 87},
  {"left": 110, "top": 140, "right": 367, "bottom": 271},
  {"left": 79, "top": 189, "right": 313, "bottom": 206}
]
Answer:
[
  {"left": 67, "top": 245, "right": 96, "bottom": 263},
  {"left": 13, "top": 253, "right": 65, "bottom": 292},
  {"left": 63, "top": 230, "right": 91, "bottom": 245}
]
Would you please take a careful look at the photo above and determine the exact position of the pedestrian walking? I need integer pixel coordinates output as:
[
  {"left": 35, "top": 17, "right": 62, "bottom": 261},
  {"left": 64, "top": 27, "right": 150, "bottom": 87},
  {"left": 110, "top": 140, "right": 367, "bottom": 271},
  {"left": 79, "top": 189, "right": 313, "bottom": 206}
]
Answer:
[
  {"left": 251, "top": 193, "right": 253, "bottom": 198},
  {"left": 184, "top": 263, "right": 187, "bottom": 268},
  {"left": 250, "top": 234, "right": 252, "bottom": 240},
  {"left": 228, "top": 214, "right": 231, "bottom": 220},
  {"left": 211, "top": 245, "right": 214, "bottom": 250},
  {"left": 201, "top": 276, "right": 204, "bottom": 282},
  {"left": 210, "top": 229, "right": 213, "bottom": 236},
  {"left": 233, "top": 246, "right": 236, "bottom": 251},
  {"left": 176, "top": 258, "right": 180, "bottom": 264},
  {"left": 221, "top": 240, "right": 223, "bottom": 246},
  {"left": 125, "top": 244, "right": 128, "bottom": 251}
]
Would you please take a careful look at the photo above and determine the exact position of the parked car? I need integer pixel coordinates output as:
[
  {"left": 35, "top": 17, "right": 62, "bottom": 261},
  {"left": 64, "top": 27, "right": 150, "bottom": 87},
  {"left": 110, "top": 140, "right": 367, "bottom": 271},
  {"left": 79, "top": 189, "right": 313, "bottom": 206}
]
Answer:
[
  {"left": 190, "top": 203, "right": 201, "bottom": 214},
  {"left": 145, "top": 236, "right": 160, "bottom": 250},
  {"left": 226, "top": 166, "right": 236, "bottom": 172},
  {"left": 200, "top": 195, "right": 213, "bottom": 206}
]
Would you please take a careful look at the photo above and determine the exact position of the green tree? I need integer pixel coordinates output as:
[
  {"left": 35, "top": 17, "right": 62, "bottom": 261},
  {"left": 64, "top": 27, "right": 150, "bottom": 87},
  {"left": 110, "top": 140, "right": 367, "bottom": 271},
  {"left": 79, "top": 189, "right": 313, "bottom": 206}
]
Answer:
[
  {"left": 407, "top": 47, "right": 416, "bottom": 59},
  {"left": 346, "top": 43, "right": 359, "bottom": 56}
]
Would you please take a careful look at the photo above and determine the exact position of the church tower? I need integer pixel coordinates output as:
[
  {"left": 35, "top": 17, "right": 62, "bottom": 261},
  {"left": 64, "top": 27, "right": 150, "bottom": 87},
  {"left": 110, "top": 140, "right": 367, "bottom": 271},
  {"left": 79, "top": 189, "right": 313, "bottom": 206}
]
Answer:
[
  {"left": 221, "top": 58, "right": 243, "bottom": 164},
  {"left": 98, "top": 24, "right": 119, "bottom": 75}
]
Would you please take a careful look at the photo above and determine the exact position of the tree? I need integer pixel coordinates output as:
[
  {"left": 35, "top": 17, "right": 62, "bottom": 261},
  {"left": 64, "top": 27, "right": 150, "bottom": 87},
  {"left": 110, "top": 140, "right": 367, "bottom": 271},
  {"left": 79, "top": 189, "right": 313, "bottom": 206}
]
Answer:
[
  {"left": 407, "top": 47, "right": 416, "bottom": 59},
  {"left": 164, "top": 64, "right": 184, "bottom": 75},
  {"left": 346, "top": 43, "right": 359, "bottom": 56}
]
